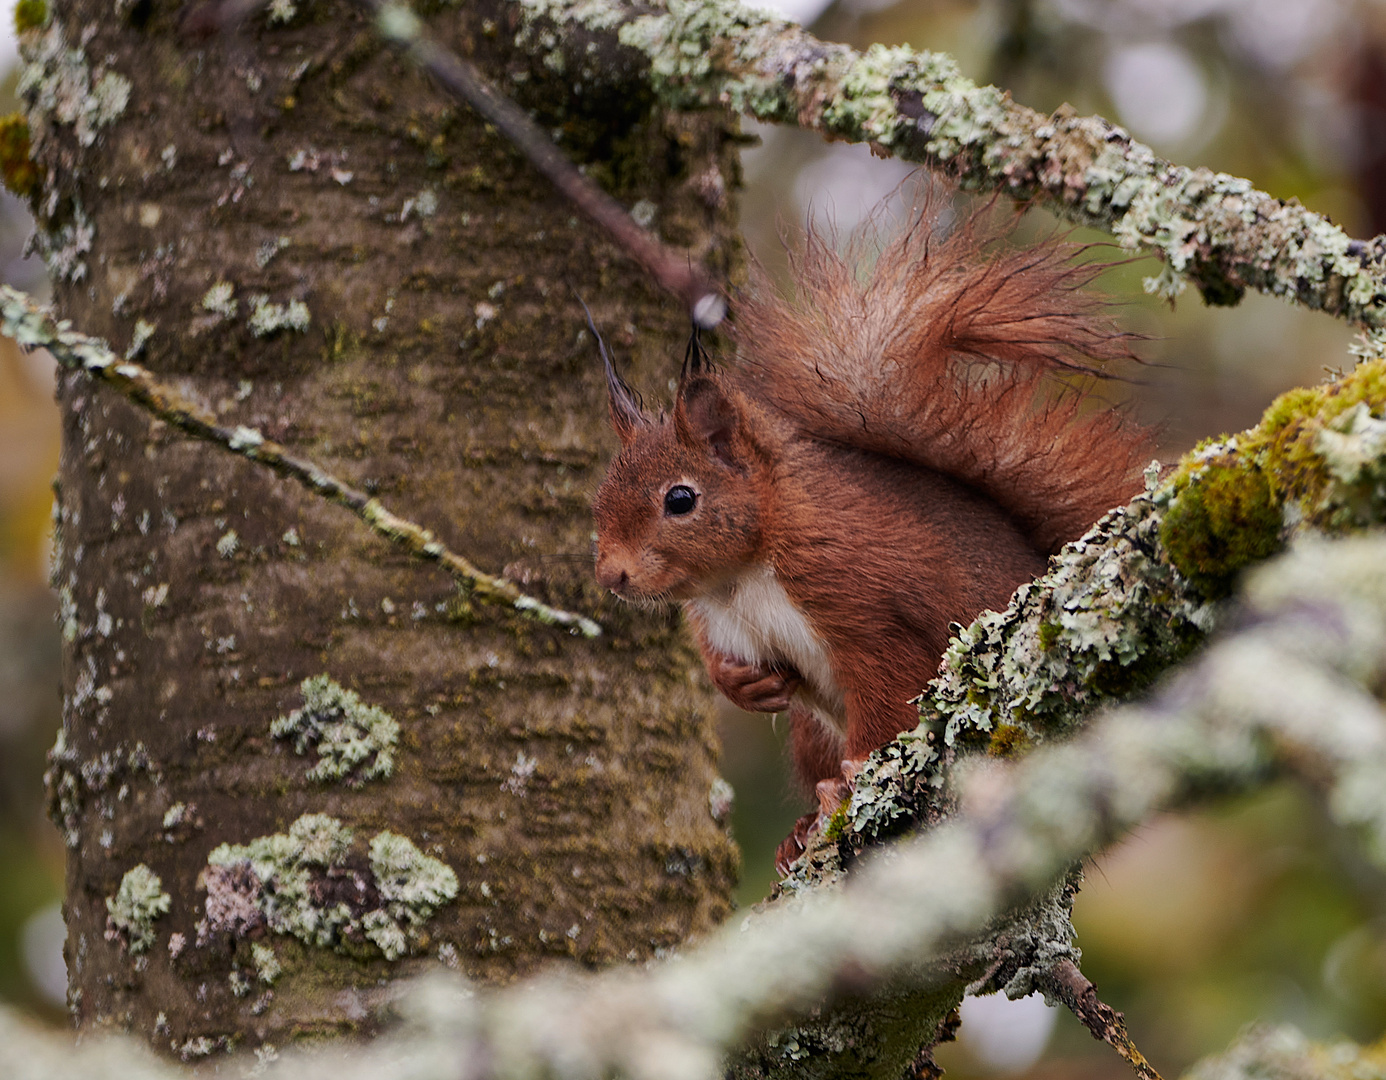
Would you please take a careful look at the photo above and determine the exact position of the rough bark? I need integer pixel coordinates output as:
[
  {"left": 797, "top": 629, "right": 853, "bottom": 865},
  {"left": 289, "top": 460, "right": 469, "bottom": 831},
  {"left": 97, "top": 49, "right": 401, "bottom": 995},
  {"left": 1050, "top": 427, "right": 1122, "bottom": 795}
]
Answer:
[{"left": 24, "top": 0, "right": 740, "bottom": 1055}]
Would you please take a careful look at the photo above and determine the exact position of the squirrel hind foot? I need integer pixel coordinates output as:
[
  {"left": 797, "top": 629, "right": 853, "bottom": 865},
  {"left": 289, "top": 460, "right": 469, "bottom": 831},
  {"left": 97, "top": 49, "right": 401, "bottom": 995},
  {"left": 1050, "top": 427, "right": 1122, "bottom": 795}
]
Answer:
[
  {"left": 774, "top": 763, "right": 860, "bottom": 876},
  {"left": 775, "top": 810, "right": 819, "bottom": 876}
]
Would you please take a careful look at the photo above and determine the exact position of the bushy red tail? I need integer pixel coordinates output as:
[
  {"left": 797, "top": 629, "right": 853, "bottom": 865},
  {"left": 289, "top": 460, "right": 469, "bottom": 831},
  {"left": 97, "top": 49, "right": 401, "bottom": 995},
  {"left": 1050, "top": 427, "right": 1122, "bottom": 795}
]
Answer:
[{"left": 731, "top": 203, "right": 1152, "bottom": 554}]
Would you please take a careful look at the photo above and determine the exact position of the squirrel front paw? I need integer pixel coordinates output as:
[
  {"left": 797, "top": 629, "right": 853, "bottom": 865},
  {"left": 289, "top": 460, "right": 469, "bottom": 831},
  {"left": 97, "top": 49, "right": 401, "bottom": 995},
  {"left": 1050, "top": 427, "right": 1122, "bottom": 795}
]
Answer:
[{"left": 708, "top": 654, "right": 803, "bottom": 713}]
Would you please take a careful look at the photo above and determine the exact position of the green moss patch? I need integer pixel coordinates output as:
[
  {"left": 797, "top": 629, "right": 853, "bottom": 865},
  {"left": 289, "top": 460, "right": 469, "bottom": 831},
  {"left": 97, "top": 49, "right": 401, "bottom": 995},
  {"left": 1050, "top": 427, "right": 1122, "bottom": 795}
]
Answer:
[
  {"left": 13, "top": 0, "right": 46, "bottom": 32},
  {"left": 1159, "top": 360, "right": 1386, "bottom": 596},
  {"left": 0, "top": 114, "right": 39, "bottom": 200},
  {"left": 987, "top": 724, "right": 1034, "bottom": 759}
]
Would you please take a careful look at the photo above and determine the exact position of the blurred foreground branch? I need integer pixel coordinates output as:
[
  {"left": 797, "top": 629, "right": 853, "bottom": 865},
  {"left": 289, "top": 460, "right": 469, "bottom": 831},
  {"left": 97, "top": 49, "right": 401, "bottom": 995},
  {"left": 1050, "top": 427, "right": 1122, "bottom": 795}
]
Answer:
[
  {"left": 0, "top": 286, "right": 601, "bottom": 637},
  {"left": 6, "top": 528, "right": 1386, "bottom": 1079}
]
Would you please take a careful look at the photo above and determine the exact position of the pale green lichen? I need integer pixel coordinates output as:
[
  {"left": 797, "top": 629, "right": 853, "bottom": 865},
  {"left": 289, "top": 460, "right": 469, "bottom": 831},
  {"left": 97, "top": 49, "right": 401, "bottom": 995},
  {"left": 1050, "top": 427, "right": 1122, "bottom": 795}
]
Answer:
[
  {"left": 402, "top": 187, "right": 438, "bottom": 220},
  {"left": 255, "top": 236, "right": 290, "bottom": 268},
  {"left": 229, "top": 968, "right": 253, "bottom": 997},
  {"left": 270, "top": 674, "right": 399, "bottom": 786},
  {"left": 708, "top": 777, "right": 734, "bottom": 823},
  {"left": 516, "top": 0, "right": 628, "bottom": 35},
  {"left": 105, "top": 864, "right": 171, "bottom": 954},
  {"left": 201, "top": 281, "right": 238, "bottom": 320},
  {"left": 366, "top": 832, "right": 460, "bottom": 959},
  {"left": 248, "top": 295, "right": 310, "bottom": 337},
  {"left": 124, "top": 318, "right": 154, "bottom": 359},
  {"left": 250, "top": 941, "right": 280, "bottom": 984},
  {"left": 1186, "top": 1025, "right": 1386, "bottom": 1080},
  {"left": 17, "top": 23, "right": 129, "bottom": 148},
  {"left": 376, "top": 2, "right": 422, "bottom": 42},
  {"left": 32, "top": 198, "right": 93, "bottom": 283},
  {"left": 216, "top": 529, "right": 239, "bottom": 558},
  {"left": 46, "top": 734, "right": 155, "bottom": 849},
  {"left": 229, "top": 425, "right": 263, "bottom": 451},
  {"left": 1315, "top": 402, "right": 1386, "bottom": 485},
  {"left": 204, "top": 814, "right": 457, "bottom": 960},
  {"left": 615, "top": 0, "right": 810, "bottom": 118}
]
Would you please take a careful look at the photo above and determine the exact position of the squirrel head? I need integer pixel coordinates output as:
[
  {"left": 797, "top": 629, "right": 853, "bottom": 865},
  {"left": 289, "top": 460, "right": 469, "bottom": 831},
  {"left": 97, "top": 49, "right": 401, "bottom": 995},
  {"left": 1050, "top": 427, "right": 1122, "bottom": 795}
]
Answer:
[{"left": 592, "top": 350, "right": 769, "bottom": 603}]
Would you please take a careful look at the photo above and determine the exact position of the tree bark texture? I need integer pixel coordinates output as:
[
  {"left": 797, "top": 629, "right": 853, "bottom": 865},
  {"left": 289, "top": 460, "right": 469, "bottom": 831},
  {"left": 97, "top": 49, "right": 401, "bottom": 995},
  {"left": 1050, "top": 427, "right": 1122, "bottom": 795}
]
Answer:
[{"left": 29, "top": 0, "right": 741, "bottom": 1055}]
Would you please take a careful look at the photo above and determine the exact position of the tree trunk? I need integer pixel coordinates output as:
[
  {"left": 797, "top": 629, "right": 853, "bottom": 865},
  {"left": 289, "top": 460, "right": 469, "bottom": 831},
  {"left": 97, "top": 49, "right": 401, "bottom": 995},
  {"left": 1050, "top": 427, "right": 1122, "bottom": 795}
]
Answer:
[{"left": 26, "top": 0, "right": 740, "bottom": 1055}]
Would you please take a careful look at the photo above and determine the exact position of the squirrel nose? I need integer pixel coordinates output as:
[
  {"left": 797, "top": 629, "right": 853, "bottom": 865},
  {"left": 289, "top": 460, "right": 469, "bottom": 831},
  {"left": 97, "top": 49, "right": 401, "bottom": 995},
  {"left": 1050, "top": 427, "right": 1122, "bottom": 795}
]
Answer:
[{"left": 595, "top": 559, "right": 630, "bottom": 594}]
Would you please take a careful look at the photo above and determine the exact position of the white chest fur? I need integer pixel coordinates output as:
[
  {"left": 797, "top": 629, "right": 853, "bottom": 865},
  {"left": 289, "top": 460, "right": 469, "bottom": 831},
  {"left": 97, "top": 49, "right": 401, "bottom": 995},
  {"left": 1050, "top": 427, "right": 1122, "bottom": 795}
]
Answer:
[{"left": 685, "top": 564, "right": 845, "bottom": 732}]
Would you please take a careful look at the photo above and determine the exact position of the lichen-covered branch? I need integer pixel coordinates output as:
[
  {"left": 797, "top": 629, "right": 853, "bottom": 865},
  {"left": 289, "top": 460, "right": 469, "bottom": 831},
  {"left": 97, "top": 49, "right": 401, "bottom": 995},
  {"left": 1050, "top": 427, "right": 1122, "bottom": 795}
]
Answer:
[
  {"left": 6, "top": 531, "right": 1386, "bottom": 1080},
  {"left": 0, "top": 285, "right": 601, "bottom": 637},
  {"left": 828, "top": 358, "right": 1386, "bottom": 865},
  {"left": 509, "top": 0, "right": 1386, "bottom": 324}
]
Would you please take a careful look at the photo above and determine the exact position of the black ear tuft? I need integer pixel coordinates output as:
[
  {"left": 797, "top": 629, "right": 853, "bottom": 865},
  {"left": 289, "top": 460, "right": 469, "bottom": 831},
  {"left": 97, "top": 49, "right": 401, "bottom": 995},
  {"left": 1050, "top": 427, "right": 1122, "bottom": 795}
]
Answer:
[
  {"left": 680, "top": 327, "right": 713, "bottom": 381},
  {"left": 579, "top": 295, "right": 651, "bottom": 448},
  {"left": 676, "top": 376, "right": 743, "bottom": 470},
  {"left": 606, "top": 353, "right": 651, "bottom": 449}
]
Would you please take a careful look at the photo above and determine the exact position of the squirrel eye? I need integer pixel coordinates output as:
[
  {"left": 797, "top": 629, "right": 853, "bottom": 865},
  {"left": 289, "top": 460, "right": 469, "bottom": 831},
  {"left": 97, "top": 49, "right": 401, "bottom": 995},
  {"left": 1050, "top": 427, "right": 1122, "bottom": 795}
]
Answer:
[{"left": 663, "top": 485, "right": 698, "bottom": 517}]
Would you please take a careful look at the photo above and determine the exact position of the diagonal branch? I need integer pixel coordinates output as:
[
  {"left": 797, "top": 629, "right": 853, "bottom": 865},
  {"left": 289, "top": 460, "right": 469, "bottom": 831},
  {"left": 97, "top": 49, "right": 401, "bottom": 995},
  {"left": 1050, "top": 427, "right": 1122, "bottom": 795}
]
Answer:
[
  {"left": 365, "top": 0, "right": 726, "bottom": 328},
  {"left": 507, "top": 0, "right": 1386, "bottom": 326},
  {"left": 0, "top": 286, "right": 601, "bottom": 638},
  {"left": 1039, "top": 959, "right": 1164, "bottom": 1080}
]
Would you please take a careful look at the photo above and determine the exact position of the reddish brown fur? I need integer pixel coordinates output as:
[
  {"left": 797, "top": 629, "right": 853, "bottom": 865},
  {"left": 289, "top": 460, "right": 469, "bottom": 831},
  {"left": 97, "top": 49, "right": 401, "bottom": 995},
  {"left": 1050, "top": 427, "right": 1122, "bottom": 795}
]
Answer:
[
  {"left": 733, "top": 204, "right": 1149, "bottom": 554},
  {"left": 591, "top": 200, "right": 1151, "bottom": 863}
]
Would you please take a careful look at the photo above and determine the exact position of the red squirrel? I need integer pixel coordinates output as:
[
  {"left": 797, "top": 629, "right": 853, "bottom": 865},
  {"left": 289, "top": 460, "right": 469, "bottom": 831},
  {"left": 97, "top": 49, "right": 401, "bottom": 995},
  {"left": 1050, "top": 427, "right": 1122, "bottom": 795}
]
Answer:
[{"left": 591, "top": 201, "right": 1151, "bottom": 872}]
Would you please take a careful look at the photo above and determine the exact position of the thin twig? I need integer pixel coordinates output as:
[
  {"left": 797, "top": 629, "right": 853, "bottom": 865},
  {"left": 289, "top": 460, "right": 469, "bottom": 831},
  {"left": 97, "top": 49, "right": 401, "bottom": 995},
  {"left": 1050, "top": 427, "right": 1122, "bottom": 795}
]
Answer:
[
  {"left": 365, "top": 0, "right": 727, "bottom": 329},
  {"left": 0, "top": 286, "right": 601, "bottom": 638},
  {"left": 1038, "top": 959, "right": 1166, "bottom": 1080}
]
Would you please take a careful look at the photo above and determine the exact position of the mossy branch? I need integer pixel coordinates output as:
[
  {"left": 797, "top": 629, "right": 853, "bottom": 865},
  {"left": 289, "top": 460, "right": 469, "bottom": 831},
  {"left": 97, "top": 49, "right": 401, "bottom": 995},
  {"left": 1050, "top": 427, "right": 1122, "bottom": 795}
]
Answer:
[
  {"left": 0, "top": 285, "right": 601, "bottom": 637},
  {"left": 7, "top": 532, "right": 1386, "bottom": 1079},
  {"left": 505, "top": 0, "right": 1386, "bottom": 325}
]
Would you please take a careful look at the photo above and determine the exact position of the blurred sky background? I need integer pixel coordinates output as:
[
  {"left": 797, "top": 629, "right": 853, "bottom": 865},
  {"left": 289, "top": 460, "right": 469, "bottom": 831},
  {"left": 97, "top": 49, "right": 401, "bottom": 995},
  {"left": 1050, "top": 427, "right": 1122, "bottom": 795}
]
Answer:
[{"left": 2, "top": 1, "right": 1386, "bottom": 1078}]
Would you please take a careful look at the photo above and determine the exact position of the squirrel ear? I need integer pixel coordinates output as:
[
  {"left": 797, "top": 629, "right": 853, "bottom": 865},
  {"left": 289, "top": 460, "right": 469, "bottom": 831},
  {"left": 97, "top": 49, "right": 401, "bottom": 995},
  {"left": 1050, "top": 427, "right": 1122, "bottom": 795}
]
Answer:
[{"left": 675, "top": 377, "right": 744, "bottom": 470}]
